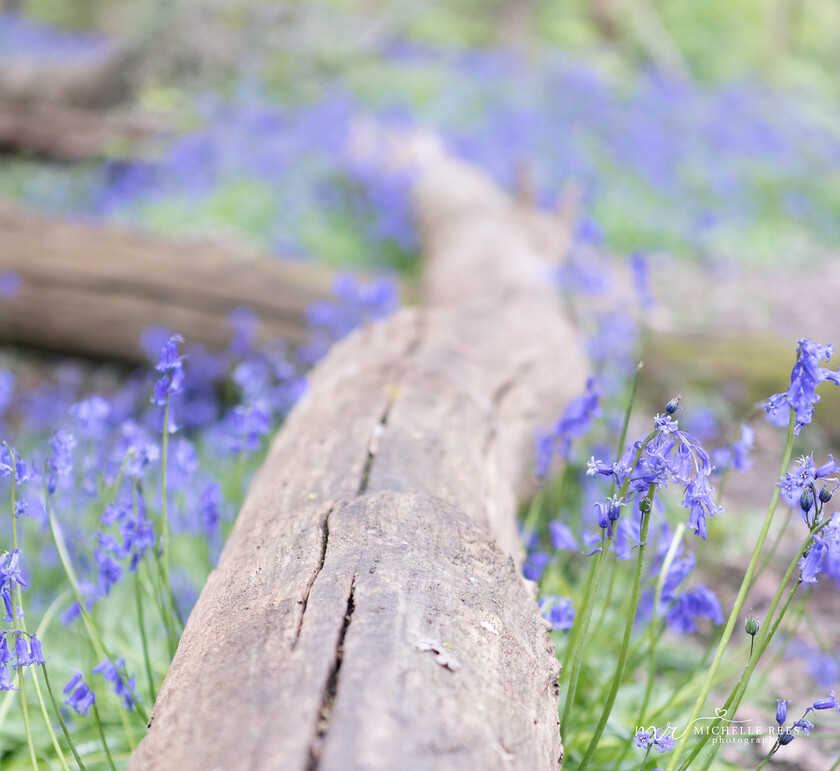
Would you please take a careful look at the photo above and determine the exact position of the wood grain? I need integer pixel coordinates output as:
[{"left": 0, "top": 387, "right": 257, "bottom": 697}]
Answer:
[{"left": 128, "top": 141, "right": 586, "bottom": 770}]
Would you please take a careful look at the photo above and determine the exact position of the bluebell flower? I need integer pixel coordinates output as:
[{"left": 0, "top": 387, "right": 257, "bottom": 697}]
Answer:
[
  {"left": 776, "top": 699, "right": 790, "bottom": 725},
  {"left": 539, "top": 596, "right": 575, "bottom": 631},
  {"left": 46, "top": 428, "right": 76, "bottom": 494},
  {"left": 633, "top": 727, "right": 675, "bottom": 753},
  {"left": 712, "top": 424, "right": 754, "bottom": 473},
  {"left": 629, "top": 253, "right": 654, "bottom": 309},
  {"left": 592, "top": 410, "right": 720, "bottom": 539},
  {"left": 0, "top": 549, "right": 27, "bottom": 588},
  {"left": 0, "top": 634, "right": 11, "bottom": 666},
  {"left": 594, "top": 496, "right": 625, "bottom": 539},
  {"left": 663, "top": 585, "right": 723, "bottom": 635},
  {"left": 785, "top": 638, "right": 839, "bottom": 686},
  {"left": 0, "top": 664, "right": 16, "bottom": 691},
  {"left": 94, "top": 548, "right": 123, "bottom": 597},
  {"left": 811, "top": 690, "right": 840, "bottom": 711},
  {"left": 151, "top": 335, "right": 186, "bottom": 432},
  {"left": 28, "top": 635, "right": 46, "bottom": 665},
  {"left": 13, "top": 634, "right": 31, "bottom": 668},
  {"left": 523, "top": 550, "right": 550, "bottom": 581},
  {"left": 778, "top": 454, "right": 838, "bottom": 514},
  {"left": 799, "top": 537, "right": 828, "bottom": 584},
  {"left": 63, "top": 672, "right": 95, "bottom": 716},
  {"left": 548, "top": 521, "right": 578, "bottom": 551},
  {"left": 93, "top": 657, "right": 137, "bottom": 711},
  {"left": 227, "top": 306, "right": 260, "bottom": 355},
  {"left": 198, "top": 482, "right": 222, "bottom": 537},
  {"left": 765, "top": 339, "right": 840, "bottom": 432},
  {"left": 69, "top": 396, "right": 111, "bottom": 437},
  {"left": 550, "top": 377, "right": 602, "bottom": 462},
  {"left": 228, "top": 402, "right": 271, "bottom": 453},
  {"left": 793, "top": 718, "right": 814, "bottom": 735}
]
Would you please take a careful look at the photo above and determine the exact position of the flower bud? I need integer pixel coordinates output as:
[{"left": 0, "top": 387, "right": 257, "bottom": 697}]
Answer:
[
  {"left": 819, "top": 485, "right": 833, "bottom": 504},
  {"left": 639, "top": 497, "right": 652, "bottom": 514},
  {"left": 800, "top": 488, "right": 814, "bottom": 514},
  {"left": 665, "top": 396, "right": 681, "bottom": 415},
  {"left": 776, "top": 698, "right": 789, "bottom": 726},
  {"left": 745, "top": 614, "right": 760, "bottom": 637}
]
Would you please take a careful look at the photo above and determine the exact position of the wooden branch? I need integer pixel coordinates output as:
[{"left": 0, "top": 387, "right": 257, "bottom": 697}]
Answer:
[
  {"left": 0, "top": 104, "right": 158, "bottom": 159},
  {"left": 128, "top": 138, "right": 586, "bottom": 770},
  {"left": 0, "top": 44, "right": 133, "bottom": 109},
  {"left": 0, "top": 205, "right": 339, "bottom": 359}
]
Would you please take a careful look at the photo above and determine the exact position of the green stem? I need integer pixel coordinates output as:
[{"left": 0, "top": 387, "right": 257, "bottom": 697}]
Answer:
[
  {"left": 559, "top": 543, "right": 610, "bottom": 738},
  {"left": 47, "top": 505, "right": 149, "bottom": 726},
  {"left": 27, "top": 656, "right": 70, "bottom": 771},
  {"left": 590, "top": 558, "right": 616, "bottom": 637},
  {"left": 612, "top": 524, "right": 686, "bottom": 771},
  {"left": 577, "top": 486, "right": 655, "bottom": 771},
  {"left": 753, "top": 507, "right": 793, "bottom": 584},
  {"left": 679, "top": 520, "right": 820, "bottom": 771},
  {"left": 135, "top": 570, "right": 156, "bottom": 704},
  {"left": 132, "top": 484, "right": 157, "bottom": 702},
  {"left": 755, "top": 744, "right": 779, "bottom": 771},
  {"left": 666, "top": 409, "right": 797, "bottom": 771},
  {"left": 695, "top": 580, "right": 803, "bottom": 771},
  {"left": 41, "top": 662, "right": 86, "bottom": 771},
  {"left": 559, "top": 432, "right": 656, "bottom": 741},
  {"left": 6, "top": 451, "right": 39, "bottom": 771},
  {"left": 616, "top": 362, "right": 644, "bottom": 462},
  {"left": 91, "top": 703, "right": 117, "bottom": 771},
  {"left": 160, "top": 399, "right": 176, "bottom": 646}
]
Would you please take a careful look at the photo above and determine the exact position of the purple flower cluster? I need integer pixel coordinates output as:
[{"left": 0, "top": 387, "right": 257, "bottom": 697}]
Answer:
[
  {"left": 538, "top": 595, "right": 576, "bottom": 631},
  {"left": 301, "top": 274, "right": 399, "bottom": 364},
  {"left": 536, "top": 377, "right": 602, "bottom": 478},
  {"left": 63, "top": 671, "right": 95, "bottom": 716},
  {"left": 0, "top": 548, "right": 26, "bottom": 625},
  {"left": 766, "top": 339, "right": 840, "bottom": 433},
  {"left": 587, "top": 407, "right": 721, "bottom": 540},
  {"left": 638, "top": 537, "right": 723, "bottom": 635},
  {"left": 0, "top": 631, "right": 46, "bottom": 691},
  {"left": 94, "top": 657, "right": 138, "bottom": 711},
  {"left": 0, "top": 12, "right": 110, "bottom": 59},
  {"left": 772, "top": 692, "right": 840, "bottom": 749},
  {"left": 633, "top": 726, "right": 676, "bottom": 753},
  {"left": 711, "top": 424, "right": 754, "bottom": 474}
]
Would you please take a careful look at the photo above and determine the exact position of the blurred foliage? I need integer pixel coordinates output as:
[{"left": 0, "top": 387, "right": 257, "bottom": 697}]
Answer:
[{"left": 4, "top": 0, "right": 840, "bottom": 271}]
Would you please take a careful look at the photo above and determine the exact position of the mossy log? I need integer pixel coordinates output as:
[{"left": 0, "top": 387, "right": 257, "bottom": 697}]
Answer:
[
  {"left": 127, "top": 136, "right": 586, "bottom": 770},
  {"left": 0, "top": 204, "right": 338, "bottom": 359}
]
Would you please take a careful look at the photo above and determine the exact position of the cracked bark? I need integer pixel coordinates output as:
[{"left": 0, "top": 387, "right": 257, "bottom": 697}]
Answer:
[{"left": 128, "top": 138, "right": 586, "bottom": 770}]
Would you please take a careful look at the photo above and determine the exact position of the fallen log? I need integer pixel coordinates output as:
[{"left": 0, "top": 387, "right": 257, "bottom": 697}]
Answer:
[
  {"left": 0, "top": 104, "right": 158, "bottom": 159},
  {"left": 0, "top": 205, "right": 339, "bottom": 359},
  {"left": 128, "top": 135, "right": 586, "bottom": 770},
  {"left": 0, "top": 41, "right": 133, "bottom": 109}
]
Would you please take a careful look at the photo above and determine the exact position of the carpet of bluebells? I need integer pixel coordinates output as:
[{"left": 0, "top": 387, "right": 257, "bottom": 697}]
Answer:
[
  {"left": 3, "top": 8, "right": 840, "bottom": 771},
  {"left": 4, "top": 14, "right": 840, "bottom": 269}
]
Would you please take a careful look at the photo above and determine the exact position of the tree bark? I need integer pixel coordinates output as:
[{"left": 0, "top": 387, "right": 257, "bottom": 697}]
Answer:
[
  {"left": 0, "top": 205, "right": 338, "bottom": 359},
  {"left": 128, "top": 137, "right": 586, "bottom": 770}
]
